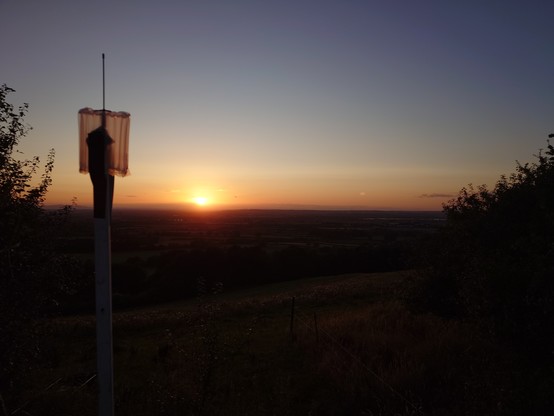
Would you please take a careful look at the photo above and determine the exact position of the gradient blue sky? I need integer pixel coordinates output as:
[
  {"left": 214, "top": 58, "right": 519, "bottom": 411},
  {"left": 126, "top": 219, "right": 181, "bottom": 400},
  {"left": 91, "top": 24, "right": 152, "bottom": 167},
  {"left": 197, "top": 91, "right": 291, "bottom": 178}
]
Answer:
[{"left": 2, "top": 0, "right": 554, "bottom": 210}]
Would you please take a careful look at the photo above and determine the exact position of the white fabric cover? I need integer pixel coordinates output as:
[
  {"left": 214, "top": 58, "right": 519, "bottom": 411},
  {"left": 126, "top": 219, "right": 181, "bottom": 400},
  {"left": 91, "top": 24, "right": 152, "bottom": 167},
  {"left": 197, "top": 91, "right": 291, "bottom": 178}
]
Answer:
[{"left": 79, "top": 107, "right": 131, "bottom": 177}]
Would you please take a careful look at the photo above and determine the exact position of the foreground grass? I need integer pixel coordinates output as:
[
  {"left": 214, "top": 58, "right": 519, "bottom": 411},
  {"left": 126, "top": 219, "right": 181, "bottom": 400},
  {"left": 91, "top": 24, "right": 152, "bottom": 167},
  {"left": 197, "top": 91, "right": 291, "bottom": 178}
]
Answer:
[{"left": 5, "top": 272, "right": 527, "bottom": 415}]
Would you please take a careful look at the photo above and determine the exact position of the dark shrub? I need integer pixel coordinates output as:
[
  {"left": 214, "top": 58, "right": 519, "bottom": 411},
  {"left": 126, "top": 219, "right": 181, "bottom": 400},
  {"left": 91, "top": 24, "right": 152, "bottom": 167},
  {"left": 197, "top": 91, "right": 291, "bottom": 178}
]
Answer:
[{"left": 416, "top": 140, "right": 554, "bottom": 358}]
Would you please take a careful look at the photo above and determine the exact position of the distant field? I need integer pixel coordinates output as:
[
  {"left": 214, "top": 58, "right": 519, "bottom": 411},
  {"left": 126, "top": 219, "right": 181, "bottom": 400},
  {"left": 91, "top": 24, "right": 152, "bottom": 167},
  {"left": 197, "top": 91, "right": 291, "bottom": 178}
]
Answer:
[
  {"left": 7, "top": 271, "right": 518, "bottom": 416},
  {"left": 62, "top": 208, "right": 444, "bottom": 255}
]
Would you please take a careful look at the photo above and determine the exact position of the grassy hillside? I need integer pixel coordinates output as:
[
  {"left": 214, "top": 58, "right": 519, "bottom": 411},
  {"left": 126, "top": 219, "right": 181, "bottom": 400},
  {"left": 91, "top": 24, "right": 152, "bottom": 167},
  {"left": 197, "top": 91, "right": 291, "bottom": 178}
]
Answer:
[{"left": 4, "top": 272, "right": 533, "bottom": 415}]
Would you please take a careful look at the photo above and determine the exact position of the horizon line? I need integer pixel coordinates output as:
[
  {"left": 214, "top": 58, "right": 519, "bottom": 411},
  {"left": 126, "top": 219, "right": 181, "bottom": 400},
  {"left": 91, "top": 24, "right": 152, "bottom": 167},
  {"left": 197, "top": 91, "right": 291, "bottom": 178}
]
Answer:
[{"left": 44, "top": 202, "right": 443, "bottom": 213}]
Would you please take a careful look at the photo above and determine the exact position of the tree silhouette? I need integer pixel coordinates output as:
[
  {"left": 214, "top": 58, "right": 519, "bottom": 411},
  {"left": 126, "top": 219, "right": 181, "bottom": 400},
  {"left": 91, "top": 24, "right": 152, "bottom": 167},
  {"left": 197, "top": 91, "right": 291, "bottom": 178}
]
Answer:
[
  {"left": 0, "top": 84, "right": 84, "bottom": 395},
  {"left": 417, "top": 139, "right": 554, "bottom": 358}
]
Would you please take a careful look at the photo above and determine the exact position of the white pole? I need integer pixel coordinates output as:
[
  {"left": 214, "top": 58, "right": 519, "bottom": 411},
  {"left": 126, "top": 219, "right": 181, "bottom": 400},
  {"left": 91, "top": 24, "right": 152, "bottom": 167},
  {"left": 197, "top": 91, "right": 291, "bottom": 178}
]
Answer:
[
  {"left": 94, "top": 53, "right": 114, "bottom": 416},
  {"left": 94, "top": 174, "right": 114, "bottom": 416},
  {"left": 88, "top": 118, "right": 115, "bottom": 415}
]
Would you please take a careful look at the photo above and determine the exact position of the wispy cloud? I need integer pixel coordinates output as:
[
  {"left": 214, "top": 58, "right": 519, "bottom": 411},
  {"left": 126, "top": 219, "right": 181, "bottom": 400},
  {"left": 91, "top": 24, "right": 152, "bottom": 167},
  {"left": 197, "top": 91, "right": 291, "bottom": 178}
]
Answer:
[{"left": 419, "top": 193, "right": 453, "bottom": 199}]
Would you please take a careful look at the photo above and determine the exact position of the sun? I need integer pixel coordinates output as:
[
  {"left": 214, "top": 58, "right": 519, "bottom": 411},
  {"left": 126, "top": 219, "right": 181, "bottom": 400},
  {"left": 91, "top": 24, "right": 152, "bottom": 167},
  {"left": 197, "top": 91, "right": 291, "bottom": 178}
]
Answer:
[{"left": 192, "top": 196, "right": 209, "bottom": 206}]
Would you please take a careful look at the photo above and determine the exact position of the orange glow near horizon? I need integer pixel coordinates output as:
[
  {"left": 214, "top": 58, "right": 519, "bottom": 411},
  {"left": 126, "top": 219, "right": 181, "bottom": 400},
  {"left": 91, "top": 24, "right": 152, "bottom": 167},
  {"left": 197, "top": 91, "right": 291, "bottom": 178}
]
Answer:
[
  {"left": 43, "top": 175, "right": 455, "bottom": 211},
  {"left": 43, "top": 166, "right": 467, "bottom": 211}
]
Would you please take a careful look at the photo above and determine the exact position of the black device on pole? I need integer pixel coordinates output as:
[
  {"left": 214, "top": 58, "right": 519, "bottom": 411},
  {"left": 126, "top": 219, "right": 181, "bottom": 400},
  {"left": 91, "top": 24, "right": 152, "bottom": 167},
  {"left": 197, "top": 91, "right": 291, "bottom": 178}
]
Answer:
[{"left": 87, "top": 127, "right": 112, "bottom": 218}]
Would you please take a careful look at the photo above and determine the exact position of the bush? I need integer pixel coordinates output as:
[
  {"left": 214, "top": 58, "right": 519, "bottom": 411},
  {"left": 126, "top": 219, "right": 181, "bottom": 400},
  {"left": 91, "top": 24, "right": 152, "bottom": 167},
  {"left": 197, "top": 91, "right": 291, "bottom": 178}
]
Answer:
[
  {"left": 417, "top": 140, "right": 554, "bottom": 357},
  {"left": 0, "top": 84, "right": 87, "bottom": 393}
]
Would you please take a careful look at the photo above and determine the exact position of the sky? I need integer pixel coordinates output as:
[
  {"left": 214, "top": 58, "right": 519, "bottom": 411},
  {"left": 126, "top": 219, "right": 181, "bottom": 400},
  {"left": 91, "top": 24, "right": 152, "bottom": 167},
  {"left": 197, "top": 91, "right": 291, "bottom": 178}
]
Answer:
[{"left": 2, "top": 0, "right": 554, "bottom": 211}]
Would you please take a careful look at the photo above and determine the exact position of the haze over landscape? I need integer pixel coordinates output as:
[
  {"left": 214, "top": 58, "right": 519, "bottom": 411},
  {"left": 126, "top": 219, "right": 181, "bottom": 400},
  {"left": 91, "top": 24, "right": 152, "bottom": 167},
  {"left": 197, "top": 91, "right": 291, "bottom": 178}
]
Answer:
[{"left": 2, "top": 0, "right": 554, "bottom": 210}]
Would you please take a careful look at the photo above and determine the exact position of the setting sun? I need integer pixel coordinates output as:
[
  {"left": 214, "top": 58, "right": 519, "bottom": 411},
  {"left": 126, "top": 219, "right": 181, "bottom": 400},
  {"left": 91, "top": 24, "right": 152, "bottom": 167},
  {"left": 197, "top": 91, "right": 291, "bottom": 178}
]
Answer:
[{"left": 192, "top": 196, "right": 209, "bottom": 206}]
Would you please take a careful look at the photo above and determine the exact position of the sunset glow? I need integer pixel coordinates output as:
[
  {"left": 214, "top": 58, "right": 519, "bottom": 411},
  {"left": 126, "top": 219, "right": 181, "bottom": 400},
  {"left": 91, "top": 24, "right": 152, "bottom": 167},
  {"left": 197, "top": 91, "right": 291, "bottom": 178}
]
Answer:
[
  {"left": 3, "top": 1, "right": 553, "bottom": 211},
  {"left": 192, "top": 196, "right": 209, "bottom": 207}
]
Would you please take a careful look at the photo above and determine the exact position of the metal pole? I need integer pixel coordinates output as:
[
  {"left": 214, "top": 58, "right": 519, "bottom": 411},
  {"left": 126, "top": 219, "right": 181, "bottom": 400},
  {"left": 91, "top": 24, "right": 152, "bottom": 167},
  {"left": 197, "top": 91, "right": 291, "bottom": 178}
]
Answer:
[
  {"left": 102, "top": 53, "right": 105, "bottom": 113},
  {"left": 102, "top": 53, "right": 106, "bottom": 129}
]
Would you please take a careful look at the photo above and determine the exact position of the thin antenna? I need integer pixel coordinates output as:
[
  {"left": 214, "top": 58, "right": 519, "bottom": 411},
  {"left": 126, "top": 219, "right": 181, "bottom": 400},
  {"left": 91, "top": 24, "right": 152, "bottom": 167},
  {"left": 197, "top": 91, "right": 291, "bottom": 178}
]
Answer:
[
  {"left": 102, "top": 53, "right": 106, "bottom": 128},
  {"left": 102, "top": 53, "right": 105, "bottom": 111}
]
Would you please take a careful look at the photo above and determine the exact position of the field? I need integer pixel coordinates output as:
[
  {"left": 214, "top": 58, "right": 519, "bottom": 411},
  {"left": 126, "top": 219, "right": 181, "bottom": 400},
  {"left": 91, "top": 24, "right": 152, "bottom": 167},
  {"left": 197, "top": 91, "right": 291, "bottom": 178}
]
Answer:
[
  {"left": 62, "top": 208, "right": 444, "bottom": 254},
  {"left": 6, "top": 271, "right": 522, "bottom": 416},
  {"left": 56, "top": 209, "right": 444, "bottom": 311},
  {"left": 5, "top": 209, "right": 549, "bottom": 415}
]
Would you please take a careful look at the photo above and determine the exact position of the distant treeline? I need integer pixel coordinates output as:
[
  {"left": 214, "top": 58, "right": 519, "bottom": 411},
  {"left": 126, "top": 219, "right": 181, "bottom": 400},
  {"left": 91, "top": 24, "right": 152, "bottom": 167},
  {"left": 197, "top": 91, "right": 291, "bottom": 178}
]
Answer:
[
  {"left": 67, "top": 241, "right": 415, "bottom": 311},
  {"left": 150, "top": 242, "right": 410, "bottom": 297}
]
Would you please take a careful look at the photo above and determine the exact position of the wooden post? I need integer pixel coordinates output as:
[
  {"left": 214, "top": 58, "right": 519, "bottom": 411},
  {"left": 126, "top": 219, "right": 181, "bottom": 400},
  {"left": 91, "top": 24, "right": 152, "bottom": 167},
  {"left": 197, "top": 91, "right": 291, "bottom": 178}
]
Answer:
[
  {"left": 0, "top": 393, "right": 9, "bottom": 416},
  {"left": 289, "top": 297, "right": 295, "bottom": 342},
  {"left": 313, "top": 312, "right": 319, "bottom": 345}
]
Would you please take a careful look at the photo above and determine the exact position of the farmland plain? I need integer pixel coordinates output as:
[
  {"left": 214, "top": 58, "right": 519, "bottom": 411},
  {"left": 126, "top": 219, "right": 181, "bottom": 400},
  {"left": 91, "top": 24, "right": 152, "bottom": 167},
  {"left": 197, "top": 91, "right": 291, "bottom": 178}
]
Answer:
[{"left": 5, "top": 209, "right": 541, "bottom": 415}]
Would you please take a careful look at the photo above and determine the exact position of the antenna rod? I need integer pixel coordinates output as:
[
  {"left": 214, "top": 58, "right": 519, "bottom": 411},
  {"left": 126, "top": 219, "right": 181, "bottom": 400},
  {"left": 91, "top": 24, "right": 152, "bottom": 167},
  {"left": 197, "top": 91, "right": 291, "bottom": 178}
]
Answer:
[
  {"left": 102, "top": 53, "right": 106, "bottom": 128},
  {"left": 102, "top": 53, "right": 105, "bottom": 111}
]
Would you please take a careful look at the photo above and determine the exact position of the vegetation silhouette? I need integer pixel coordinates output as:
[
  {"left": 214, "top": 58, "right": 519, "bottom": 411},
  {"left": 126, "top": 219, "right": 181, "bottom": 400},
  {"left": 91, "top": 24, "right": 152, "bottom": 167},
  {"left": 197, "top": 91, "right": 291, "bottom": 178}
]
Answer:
[
  {"left": 414, "top": 139, "right": 554, "bottom": 361},
  {"left": 0, "top": 85, "right": 87, "bottom": 396},
  {"left": 107, "top": 242, "right": 409, "bottom": 307}
]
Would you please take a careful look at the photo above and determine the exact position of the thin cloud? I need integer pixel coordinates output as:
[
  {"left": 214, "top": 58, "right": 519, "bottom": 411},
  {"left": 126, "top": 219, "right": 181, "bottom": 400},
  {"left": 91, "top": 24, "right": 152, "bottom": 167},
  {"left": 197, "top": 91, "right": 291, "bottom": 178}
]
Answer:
[{"left": 419, "top": 193, "right": 453, "bottom": 199}]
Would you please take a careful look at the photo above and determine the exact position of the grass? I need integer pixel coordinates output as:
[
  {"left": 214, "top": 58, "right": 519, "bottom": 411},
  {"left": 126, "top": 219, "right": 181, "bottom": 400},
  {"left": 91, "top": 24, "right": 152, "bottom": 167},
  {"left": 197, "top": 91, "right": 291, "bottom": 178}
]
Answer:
[{"left": 4, "top": 272, "right": 523, "bottom": 415}]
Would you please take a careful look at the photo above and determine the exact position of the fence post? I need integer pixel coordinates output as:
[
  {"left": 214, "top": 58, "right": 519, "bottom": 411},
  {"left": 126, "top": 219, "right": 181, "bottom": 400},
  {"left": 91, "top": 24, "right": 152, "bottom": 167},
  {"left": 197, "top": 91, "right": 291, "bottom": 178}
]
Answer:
[
  {"left": 0, "top": 393, "right": 8, "bottom": 416},
  {"left": 314, "top": 312, "right": 319, "bottom": 345},
  {"left": 289, "top": 297, "right": 295, "bottom": 342}
]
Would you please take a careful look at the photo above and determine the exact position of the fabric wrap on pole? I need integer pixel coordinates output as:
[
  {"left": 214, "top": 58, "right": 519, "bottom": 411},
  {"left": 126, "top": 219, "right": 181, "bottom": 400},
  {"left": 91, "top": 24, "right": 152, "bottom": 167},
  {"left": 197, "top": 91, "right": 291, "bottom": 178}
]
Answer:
[{"left": 79, "top": 107, "right": 131, "bottom": 177}]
